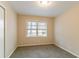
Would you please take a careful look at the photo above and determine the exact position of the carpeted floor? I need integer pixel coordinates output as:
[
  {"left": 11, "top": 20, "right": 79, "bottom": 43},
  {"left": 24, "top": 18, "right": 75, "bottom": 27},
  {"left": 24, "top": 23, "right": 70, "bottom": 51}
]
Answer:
[{"left": 10, "top": 44, "right": 76, "bottom": 58}]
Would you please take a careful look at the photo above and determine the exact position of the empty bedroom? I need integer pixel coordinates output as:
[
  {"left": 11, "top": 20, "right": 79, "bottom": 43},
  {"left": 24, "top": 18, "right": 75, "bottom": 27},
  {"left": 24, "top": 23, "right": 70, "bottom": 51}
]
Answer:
[{"left": 0, "top": 0, "right": 79, "bottom": 58}]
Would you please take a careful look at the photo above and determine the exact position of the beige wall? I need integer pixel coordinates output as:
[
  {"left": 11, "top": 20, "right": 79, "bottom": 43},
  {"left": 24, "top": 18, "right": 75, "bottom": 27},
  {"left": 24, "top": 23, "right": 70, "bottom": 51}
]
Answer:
[
  {"left": 17, "top": 15, "right": 54, "bottom": 46},
  {"left": 55, "top": 5, "right": 79, "bottom": 57},
  {"left": 0, "top": 2, "right": 17, "bottom": 58}
]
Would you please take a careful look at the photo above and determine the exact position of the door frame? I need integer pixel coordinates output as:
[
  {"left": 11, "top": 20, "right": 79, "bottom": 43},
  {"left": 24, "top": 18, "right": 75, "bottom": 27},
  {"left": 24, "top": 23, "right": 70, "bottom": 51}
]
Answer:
[{"left": 0, "top": 5, "right": 5, "bottom": 58}]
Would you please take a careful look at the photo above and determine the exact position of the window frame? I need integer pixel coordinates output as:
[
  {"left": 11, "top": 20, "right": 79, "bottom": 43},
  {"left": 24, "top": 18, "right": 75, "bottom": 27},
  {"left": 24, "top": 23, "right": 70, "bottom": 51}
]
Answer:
[{"left": 26, "top": 21, "right": 48, "bottom": 37}]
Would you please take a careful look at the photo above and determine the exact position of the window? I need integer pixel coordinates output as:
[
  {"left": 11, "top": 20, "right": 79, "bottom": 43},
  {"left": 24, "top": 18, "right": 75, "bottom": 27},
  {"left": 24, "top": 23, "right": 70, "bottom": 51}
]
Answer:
[
  {"left": 27, "top": 22, "right": 37, "bottom": 37},
  {"left": 38, "top": 22, "right": 47, "bottom": 37},
  {"left": 27, "top": 21, "right": 47, "bottom": 37}
]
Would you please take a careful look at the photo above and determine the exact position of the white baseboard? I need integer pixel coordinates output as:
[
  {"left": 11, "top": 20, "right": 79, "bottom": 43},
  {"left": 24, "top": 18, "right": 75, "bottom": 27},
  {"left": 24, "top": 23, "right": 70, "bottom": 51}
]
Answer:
[
  {"left": 7, "top": 43, "right": 79, "bottom": 58},
  {"left": 18, "top": 43, "right": 53, "bottom": 47},
  {"left": 7, "top": 46, "right": 17, "bottom": 58},
  {"left": 55, "top": 44, "right": 79, "bottom": 58}
]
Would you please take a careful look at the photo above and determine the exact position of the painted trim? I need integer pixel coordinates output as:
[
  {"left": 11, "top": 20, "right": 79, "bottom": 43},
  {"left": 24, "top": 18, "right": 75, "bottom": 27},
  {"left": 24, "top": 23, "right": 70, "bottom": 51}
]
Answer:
[
  {"left": 7, "top": 46, "right": 17, "bottom": 58},
  {"left": 0, "top": 5, "right": 5, "bottom": 58},
  {"left": 55, "top": 43, "right": 79, "bottom": 58},
  {"left": 18, "top": 43, "right": 54, "bottom": 47}
]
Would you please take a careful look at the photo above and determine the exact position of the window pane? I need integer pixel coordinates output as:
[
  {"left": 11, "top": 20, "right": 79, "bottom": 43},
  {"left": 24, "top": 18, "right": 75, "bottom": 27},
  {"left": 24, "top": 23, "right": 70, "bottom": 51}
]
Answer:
[
  {"left": 30, "top": 30, "right": 37, "bottom": 37},
  {"left": 27, "top": 30, "right": 37, "bottom": 37},
  {"left": 31, "top": 22, "right": 37, "bottom": 26},
  {"left": 27, "top": 25, "right": 31, "bottom": 29},
  {"left": 38, "top": 25, "right": 47, "bottom": 29},
  {"left": 27, "top": 25, "right": 37, "bottom": 29},
  {"left": 38, "top": 22, "right": 46, "bottom": 26},
  {"left": 31, "top": 25, "right": 37, "bottom": 29},
  {"left": 38, "top": 30, "right": 47, "bottom": 37},
  {"left": 38, "top": 22, "right": 47, "bottom": 29},
  {"left": 42, "top": 32, "right": 47, "bottom": 36},
  {"left": 30, "top": 34, "right": 37, "bottom": 37},
  {"left": 27, "top": 30, "right": 31, "bottom": 37},
  {"left": 31, "top": 30, "right": 36, "bottom": 33}
]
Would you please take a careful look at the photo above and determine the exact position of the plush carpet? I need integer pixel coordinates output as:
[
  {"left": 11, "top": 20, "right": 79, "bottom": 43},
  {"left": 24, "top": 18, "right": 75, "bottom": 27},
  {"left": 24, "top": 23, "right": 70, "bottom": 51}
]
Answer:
[{"left": 10, "top": 44, "right": 76, "bottom": 58}]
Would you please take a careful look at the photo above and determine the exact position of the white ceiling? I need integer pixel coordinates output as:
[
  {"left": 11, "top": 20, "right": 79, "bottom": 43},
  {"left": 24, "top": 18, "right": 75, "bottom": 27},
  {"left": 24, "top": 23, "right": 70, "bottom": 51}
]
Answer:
[{"left": 8, "top": 1, "right": 78, "bottom": 17}]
